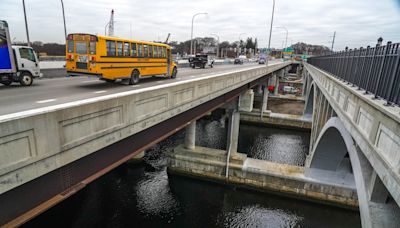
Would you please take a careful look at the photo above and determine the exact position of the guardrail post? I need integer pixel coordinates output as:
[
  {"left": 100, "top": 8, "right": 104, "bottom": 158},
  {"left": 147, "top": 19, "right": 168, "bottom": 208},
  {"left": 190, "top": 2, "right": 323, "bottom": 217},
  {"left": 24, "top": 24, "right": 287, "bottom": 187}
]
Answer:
[
  {"left": 358, "top": 46, "right": 370, "bottom": 90},
  {"left": 385, "top": 43, "right": 400, "bottom": 106},
  {"left": 364, "top": 44, "right": 379, "bottom": 94},
  {"left": 373, "top": 41, "right": 392, "bottom": 99},
  {"left": 351, "top": 47, "right": 363, "bottom": 87}
]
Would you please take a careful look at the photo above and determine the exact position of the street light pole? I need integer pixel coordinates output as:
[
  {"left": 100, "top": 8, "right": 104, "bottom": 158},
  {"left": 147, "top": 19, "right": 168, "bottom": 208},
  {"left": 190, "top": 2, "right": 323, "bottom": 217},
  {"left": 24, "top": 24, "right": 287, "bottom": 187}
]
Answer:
[
  {"left": 275, "top": 27, "right": 288, "bottom": 50},
  {"left": 266, "top": 0, "right": 275, "bottom": 66},
  {"left": 190, "top": 12, "right": 208, "bottom": 55},
  {"left": 210, "top": 33, "right": 219, "bottom": 58},
  {"left": 275, "top": 26, "right": 288, "bottom": 59},
  {"left": 238, "top": 33, "right": 246, "bottom": 57},
  {"left": 60, "top": 0, "right": 67, "bottom": 39},
  {"left": 22, "top": 0, "right": 30, "bottom": 47}
]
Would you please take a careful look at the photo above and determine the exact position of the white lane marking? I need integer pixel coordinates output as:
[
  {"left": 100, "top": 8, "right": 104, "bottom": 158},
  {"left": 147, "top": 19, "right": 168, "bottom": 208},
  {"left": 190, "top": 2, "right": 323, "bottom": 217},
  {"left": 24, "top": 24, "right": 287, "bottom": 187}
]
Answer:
[
  {"left": 36, "top": 99, "right": 56, "bottom": 104},
  {"left": 94, "top": 90, "right": 107, "bottom": 94},
  {"left": 131, "top": 85, "right": 140, "bottom": 88},
  {"left": 82, "top": 80, "right": 98, "bottom": 83}
]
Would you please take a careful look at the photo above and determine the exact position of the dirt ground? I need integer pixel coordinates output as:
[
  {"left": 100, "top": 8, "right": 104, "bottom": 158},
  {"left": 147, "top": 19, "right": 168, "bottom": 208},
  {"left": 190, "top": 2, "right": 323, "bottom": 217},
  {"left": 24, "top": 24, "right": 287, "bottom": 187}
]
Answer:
[{"left": 267, "top": 99, "right": 305, "bottom": 115}]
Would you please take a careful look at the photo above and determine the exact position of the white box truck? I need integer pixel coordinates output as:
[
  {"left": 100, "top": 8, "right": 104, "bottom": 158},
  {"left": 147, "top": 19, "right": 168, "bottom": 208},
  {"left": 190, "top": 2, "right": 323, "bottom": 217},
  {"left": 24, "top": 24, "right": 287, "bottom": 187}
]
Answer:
[{"left": 0, "top": 20, "right": 42, "bottom": 86}]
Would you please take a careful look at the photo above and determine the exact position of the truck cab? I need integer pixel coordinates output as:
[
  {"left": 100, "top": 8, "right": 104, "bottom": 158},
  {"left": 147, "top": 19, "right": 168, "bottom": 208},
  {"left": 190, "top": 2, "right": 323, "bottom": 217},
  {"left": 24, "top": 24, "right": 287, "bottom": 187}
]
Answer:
[
  {"left": 0, "top": 20, "right": 41, "bottom": 86},
  {"left": 188, "top": 54, "right": 214, "bottom": 69}
]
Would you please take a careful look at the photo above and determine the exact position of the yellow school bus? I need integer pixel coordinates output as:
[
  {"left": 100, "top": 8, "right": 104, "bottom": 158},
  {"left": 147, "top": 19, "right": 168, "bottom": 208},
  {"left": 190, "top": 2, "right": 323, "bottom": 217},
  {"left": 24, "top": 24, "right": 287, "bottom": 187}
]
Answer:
[{"left": 66, "top": 34, "right": 177, "bottom": 84}]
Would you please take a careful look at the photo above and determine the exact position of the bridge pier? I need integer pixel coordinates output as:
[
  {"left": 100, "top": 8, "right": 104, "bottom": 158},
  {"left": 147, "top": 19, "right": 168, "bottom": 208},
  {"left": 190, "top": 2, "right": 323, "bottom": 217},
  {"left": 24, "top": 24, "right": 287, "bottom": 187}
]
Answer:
[
  {"left": 184, "top": 121, "right": 196, "bottom": 150},
  {"left": 226, "top": 109, "right": 240, "bottom": 156}
]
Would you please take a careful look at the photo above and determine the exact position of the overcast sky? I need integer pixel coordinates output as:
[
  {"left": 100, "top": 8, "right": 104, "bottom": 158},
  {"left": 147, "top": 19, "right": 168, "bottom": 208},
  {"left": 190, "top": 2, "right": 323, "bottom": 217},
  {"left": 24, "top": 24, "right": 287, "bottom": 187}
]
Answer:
[{"left": 1, "top": 0, "right": 400, "bottom": 50}]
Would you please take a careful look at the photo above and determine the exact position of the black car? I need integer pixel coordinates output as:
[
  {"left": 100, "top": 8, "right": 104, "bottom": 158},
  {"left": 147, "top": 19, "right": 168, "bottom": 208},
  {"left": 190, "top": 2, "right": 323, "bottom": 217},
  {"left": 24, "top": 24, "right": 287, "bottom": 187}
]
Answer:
[
  {"left": 234, "top": 58, "right": 244, "bottom": 64},
  {"left": 189, "top": 54, "right": 214, "bottom": 68}
]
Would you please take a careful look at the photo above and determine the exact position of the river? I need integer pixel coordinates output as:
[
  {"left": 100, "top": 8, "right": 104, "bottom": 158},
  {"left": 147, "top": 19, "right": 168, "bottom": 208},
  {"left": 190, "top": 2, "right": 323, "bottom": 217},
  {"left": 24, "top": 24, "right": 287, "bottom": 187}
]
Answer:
[{"left": 24, "top": 118, "right": 361, "bottom": 228}]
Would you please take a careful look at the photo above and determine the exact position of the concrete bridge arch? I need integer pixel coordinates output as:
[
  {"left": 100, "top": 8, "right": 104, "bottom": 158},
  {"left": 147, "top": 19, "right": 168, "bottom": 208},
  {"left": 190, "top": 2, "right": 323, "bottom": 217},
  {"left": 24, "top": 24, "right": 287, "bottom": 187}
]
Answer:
[
  {"left": 307, "top": 117, "right": 400, "bottom": 228},
  {"left": 303, "top": 81, "right": 315, "bottom": 117}
]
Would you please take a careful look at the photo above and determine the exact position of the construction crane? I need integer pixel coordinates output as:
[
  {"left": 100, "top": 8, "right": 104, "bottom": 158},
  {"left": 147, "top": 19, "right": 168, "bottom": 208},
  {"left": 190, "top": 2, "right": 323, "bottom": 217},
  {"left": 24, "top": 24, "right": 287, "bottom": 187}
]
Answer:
[
  {"left": 164, "top": 33, "right": 170, "bottom": 43},
  {"left": 108, "top": 9, "right": 115, "bottom": 37}
]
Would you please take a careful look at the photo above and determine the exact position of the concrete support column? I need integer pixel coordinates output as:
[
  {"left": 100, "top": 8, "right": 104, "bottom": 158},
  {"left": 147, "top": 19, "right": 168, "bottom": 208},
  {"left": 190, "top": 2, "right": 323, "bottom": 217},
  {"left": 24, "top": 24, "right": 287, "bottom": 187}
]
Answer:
[
  {"left": 227, "top": 110, "right": 240, "bottom": 155},
  {"left": 274, "top": 73, "right": 279, "bottom": 95},
  {"left": 368, "top": 171, "right": 389, "bottom": 203},
  {"left": 239, "top": 89, "right": 254, "bottom": 112},
  {"left": 184, "top": 121, "right": 196, "bottom": 150},
  {"left": 261, "top": 85, "right": 269, "bottom": 113},
  {"left": 256, "top": 84, "right": 263, "bottom": 94}
]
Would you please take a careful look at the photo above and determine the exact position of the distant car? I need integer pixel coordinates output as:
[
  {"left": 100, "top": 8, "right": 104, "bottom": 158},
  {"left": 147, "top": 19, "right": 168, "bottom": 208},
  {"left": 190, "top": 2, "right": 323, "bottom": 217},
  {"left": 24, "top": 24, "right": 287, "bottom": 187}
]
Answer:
[
  {"left": 283, "top": 86, "right": 299, "bottom": 94},
  {"left": 189, "top": 54, "right": 214, "bottom": 69},
  {"left": 234, "top": 58, "right": 243, "bottom": 64},
  {"left": 258, "top": 58, "right": 266, "bottom": 64}
]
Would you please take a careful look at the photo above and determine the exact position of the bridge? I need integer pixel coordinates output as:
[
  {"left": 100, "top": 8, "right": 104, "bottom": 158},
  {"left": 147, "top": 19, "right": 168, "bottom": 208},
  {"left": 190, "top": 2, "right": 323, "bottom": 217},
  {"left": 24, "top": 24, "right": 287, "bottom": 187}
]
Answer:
[
  {"left": 0, "top": 61, "right": 291, "bottom": 226},
  {"left": 1, "top": 42, "right": 399, "bottom": 227},
  {"left": 304, "top": 42, "right": 400, "bottom": 228}
]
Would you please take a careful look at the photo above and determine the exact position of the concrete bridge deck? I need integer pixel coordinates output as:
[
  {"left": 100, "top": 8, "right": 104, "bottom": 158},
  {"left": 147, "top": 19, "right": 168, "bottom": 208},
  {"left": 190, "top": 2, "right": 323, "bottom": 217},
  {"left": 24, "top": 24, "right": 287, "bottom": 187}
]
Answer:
[{"left": 0, "top": 61, "right": 290, "bottom": 226}]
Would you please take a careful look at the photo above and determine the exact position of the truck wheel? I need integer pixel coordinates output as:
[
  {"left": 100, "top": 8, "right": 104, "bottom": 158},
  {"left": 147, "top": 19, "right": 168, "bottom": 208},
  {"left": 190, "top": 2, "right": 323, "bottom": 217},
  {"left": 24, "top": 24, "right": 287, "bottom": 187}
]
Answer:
[
  {"left": 171, "top": 67, "right": 177, "bottom": 79},
  {"left": 129, "top": 70, "right": 140, "bottom": 85},
  {"left": 20, "top": 72, "right": 33, "bottom": 86},
  {"left": 202, "top": 63, "right": 206, "bottom": 69},
  {"left": 191, "top": 65, "right": 195, "bottom": 69}
]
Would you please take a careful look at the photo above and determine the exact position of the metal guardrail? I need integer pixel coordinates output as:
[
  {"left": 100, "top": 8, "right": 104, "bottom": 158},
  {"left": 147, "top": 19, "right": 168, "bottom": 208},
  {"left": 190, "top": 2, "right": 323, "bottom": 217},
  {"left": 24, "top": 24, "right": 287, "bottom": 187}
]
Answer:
[{"left": 308, "top": 42, "right": 400, "bottom": 106}]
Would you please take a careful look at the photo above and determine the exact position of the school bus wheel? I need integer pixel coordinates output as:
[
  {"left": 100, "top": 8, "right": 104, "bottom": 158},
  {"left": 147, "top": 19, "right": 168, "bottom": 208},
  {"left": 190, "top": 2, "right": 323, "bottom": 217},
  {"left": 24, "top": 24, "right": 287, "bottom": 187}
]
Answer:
[
  {"left": 129, "top": 69, "right": 140, "bottom": 85},
  {"left": 171, "top": 67, "right": 177, "bottom": 79}
]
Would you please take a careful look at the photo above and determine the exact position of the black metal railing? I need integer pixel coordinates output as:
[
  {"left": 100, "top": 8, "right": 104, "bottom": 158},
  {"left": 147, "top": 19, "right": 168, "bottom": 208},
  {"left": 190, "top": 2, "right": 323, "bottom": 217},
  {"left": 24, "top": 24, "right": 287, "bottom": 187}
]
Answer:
[{"left": 308, "top": 41, "right": 400, "bottom": 106}]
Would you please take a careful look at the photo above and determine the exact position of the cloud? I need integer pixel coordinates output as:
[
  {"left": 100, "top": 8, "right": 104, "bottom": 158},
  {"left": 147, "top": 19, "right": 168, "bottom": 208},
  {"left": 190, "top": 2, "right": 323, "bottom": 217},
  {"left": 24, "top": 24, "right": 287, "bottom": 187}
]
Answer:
[{"left": 1, "top": 0, "right": 399, "bottom": 50}]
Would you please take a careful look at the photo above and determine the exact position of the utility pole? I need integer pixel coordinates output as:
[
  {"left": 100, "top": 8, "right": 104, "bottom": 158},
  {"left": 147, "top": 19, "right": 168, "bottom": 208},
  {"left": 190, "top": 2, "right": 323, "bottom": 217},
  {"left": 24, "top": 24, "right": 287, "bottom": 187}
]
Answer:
[
  {"left": 210, "top": 33, "right": 220, "bottom": 58},
  {"left": 330, "top": 31, "right": 336, "bottom": 52},
  {"left": 22, "top": 0, "right": 30, "bottom": 46},
  {"left": 266, "top": 0, "right": 275, "bottom": 66},
  {"left": 60, "top": 0, "right": 67, "bottom": 39}
]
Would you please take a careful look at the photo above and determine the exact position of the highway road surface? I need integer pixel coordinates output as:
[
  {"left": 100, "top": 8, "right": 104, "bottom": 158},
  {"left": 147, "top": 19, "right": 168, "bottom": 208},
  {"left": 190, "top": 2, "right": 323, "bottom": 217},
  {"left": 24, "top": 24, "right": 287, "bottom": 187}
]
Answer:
[{"left": 0, "top": 62, "right": 279, "bottom": 116}]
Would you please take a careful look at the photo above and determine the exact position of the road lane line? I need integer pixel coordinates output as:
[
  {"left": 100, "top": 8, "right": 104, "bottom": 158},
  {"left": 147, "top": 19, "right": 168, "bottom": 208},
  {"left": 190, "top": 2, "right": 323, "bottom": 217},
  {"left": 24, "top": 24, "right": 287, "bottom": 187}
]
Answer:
[
  {"left": 82, "top": 80, "right": 98, "bottom": 83},
  {"left": 36, "top": 99, "right": 56, "bottom": 104},
  {"left": 94, "top": 90, "right": 107, "bottom": 94}
]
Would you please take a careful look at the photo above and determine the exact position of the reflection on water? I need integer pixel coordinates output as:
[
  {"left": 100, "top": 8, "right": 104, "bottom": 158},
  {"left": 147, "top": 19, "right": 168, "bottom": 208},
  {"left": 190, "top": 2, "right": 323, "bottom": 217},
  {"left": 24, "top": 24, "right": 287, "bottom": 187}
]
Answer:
[
  {"left": 239, "top": 125, "right": 309, "bottom": 166},
  {"left": 24, "top": 119, "right": 360, "bottom": 228},
  {"left": 220, "top": 205, "right": 302, "bottom": 228}
]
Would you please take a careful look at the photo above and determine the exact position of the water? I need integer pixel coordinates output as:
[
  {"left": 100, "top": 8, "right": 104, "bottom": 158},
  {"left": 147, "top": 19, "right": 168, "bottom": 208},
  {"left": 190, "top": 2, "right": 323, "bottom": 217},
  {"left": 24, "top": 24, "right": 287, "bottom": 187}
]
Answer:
[{"left": 24, "top": 119, "right": 360, "bottom": 228}]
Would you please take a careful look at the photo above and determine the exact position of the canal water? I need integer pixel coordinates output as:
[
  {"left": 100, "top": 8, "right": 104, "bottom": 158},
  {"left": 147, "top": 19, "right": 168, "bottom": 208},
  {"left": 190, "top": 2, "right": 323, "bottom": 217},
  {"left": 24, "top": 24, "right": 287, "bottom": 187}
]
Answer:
[{"left": 24, "top": 119, "right": 361, "bottom": 228}]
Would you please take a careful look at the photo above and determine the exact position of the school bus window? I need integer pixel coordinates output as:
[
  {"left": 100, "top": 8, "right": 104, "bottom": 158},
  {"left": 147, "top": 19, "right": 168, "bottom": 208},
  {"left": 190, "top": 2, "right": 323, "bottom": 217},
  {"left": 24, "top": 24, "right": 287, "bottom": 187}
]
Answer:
[
  {"left": 153, "top": 46, "right": 157, "bottom": 58},
  {"left": 143, "top": 45, "right": 148, "bottom": 57},
  {"left": 106, "top": 40, "right": 116, "bottom": 56},
  {"left": 67, "top": 40, "right": 74, "bottom": 53},
  {"left": 76, "top": 42, "right": 87, "bottom": 54},
  {"left": 89, "top": 41, "right": 96, "bottom": 54},
  {"left": 123, "top": 42, "right": 130, "bottom": 56},
  {"left": 149, "top": 45, "right": 153, "bottom": 57},
  {"left": 117, "top": 41, "right": 123, "bottom": 56},
  {"left": 131, "top": 43, "right": 137, "bottom": 57},
  {"left": 162, "top": 47, "right": 166, "bottom": 58},
  {"left": 158, "top": 46, "right": 162, "bottom": 58},
  {"left": 138, "top": 44, "right": 143, "bottom": 57}
]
